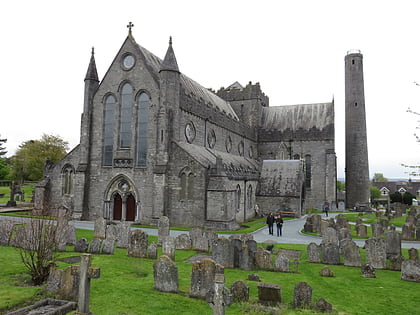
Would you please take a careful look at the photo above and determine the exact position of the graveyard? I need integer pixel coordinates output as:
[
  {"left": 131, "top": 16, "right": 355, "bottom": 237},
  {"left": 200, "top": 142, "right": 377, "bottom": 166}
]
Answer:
[{"left": 0, "top": 211, "right": 420, "bottom": 315}]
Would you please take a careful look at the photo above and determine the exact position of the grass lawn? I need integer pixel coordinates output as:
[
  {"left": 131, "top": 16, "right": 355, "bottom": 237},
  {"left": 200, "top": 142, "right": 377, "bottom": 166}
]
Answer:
[
  {"left": 0, "top": 183, "right": 35, "bottom": 205},
  {"left": 1, "top": 228, "right": 419, "bottom": 315}
]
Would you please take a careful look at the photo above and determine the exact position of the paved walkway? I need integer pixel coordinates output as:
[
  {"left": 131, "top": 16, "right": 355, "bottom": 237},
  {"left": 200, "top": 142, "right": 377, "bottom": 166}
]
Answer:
[{"left": 1, "top": 213, "right": 419, "bottom": 249}]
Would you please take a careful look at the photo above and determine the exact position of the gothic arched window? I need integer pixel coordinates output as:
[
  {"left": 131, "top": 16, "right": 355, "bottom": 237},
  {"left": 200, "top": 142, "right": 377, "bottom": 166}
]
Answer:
[
  {"left": 180, "top": 168, "right": 195, "bottom": 200},
  {"left": 305, "top": 154, "right": 312, "bottom": 189},
  {"left": 136, "top": 92, "right": 150, "bottom": 166},
  {"left": 120, "top": 83, "right": 133, "bottom": 148},
  {"left": 247, "top": 184, "right": 253, "bottom": 212},
  {"left": 62, "top": 165, "right": 75, "bottom": 195},
  {"left": 103, "top": 95, "right": 116, "bottom": 166},
  {"left": 235, "top": 185, "right": 241, "bottom": 212}
]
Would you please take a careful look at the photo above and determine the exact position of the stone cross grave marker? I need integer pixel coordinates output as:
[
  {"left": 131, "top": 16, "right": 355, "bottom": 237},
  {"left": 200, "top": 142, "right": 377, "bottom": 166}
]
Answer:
[{"left": 78, "top": 254, "right": 100, "bottom": 314}]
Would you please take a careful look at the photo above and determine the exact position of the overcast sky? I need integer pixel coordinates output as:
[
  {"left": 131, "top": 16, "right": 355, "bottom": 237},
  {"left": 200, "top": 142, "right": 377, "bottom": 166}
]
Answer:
[{"left": 1, "top": 0, "right": 420, "bottom": 179}]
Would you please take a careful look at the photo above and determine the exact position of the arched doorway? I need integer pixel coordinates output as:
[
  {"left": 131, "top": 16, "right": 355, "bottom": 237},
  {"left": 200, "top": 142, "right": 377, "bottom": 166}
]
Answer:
[
  {"left": 113, "top": 193, "right": 122, "bottom": 220},
  {"left": 126, "top": 194, "right": 136, "bottom": 221}
]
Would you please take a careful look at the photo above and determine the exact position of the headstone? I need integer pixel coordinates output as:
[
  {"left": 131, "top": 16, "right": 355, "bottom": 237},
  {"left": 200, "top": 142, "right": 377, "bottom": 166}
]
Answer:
[
  {"left": 240, "top": 233, "right": 254, "bottom": 242},
  {"left": 127, "top": 229, "right": 148, "bottom": 258},
  {"left": 401, "top": 259, "right": 420, "bottom": 282},
  {"left": 89, "top": 238, "right": 102, "bottom": 254},
  {"left": 293, "top": 282, "right": 312, "bottom": 308},
  {"left": 78, "top": 254, "right": 100, "bottom": 314},
  {"left": 102, "top": 238, "right": 115, "bottom": 255},
  {"left": 320, "top": 242, "right": 340, "bottom": 265},
  {"left": 231, "top": 280, "right": 249, "bottom": 302},
  {"left": 255, "top": 247, "right": 273, "bottom": 270},
  {"left": 153, "top": 255, "right": 179, "bottom": 292},
  {"left": 206, "top": 273, "right": 233, "bottom": 315},
  {"left": 74, "top": 238, "right": 88, "bottom": 253},
  {"left": 365, "top": 237, "right": 386, "bottom": 269},
  {"left": 416, "top": 227, "right": 420, "bottom": 241},
  {"left": 408, "top": 248, "right": 419, "bottom": 260},
  {"left": 319, "top": 266, "right": 334, "bottom": 277},
  {"left": 402, "top": 223, "right": 415, "bottom": 241},
  {"left": 212, "top": 237, "right": 234, "bottom": 268},
  {"left": 257, "top": 282, "right": 281, "bottom": 306},
  {"left": 162, "top": 236, "right": 176, "bottom": 261},
  {"left": 388, "top": 254, "right": 404, "bottom": 271},
  {"left": 230, "top": 238, "right": 243, "bottom": 268},
  {"left": 342, "top": 240, "right": 362, "bottom": 267},
  {"left": 190, "top": 258, "right": 221, "bottom": 299},
  {"left": 274, "top": 254, "right": 290, "bottom": 272},
  {"left": 315, "top": 298, "right": 333, "bottom": 312},
  {"left": 205, "top": 232, "right": 219, "bottom": 251},
  {"left": 175, "top": 233, "right": 192, "bottom": 250},
  {"left": 158, "top": 216, "right": 170, "bottom": 242},
  {"left": 93, "top": 217, "right": 107, "bottom": 239},
  {"left": 371, "top": 223, "right": 384, "bottom": 238},
  {"left": 239, "top": 245, "right": 254, "bottom": 271},
  {"left": 335, "top": 214, "right": 349, "bottom": 230},
  {"left": 147, "top": 242, "right": 158, "bottom": 260},
  {"left": 361, "top": 264, "right": 376, "bottom": 278},
  {"left": 356, "top": 224, "right": 368, "bottom": 238},
  {"left": 338, "top": 228, "right": 352, "bottom": 242},
  {"left": 307, "top": 243, "right": 321, "bottom": 263},
  {"left": 322, "top": 227, "right": 339, "bottom": 244},
  {"left": 105, "top": 224, "right": 118, "bottom": 240},
  {"left": 385, "top": 229, "right": 401, "bottom": 257},
  {"left": 195, "top": 237, "right": 209, "bottom": 252},
  {"left": 248, "top": 273, "right": 260, "bottom": 282},
  {"left": 190, "top": 227, "right": 204, "bottom": 249},
  {"left": 115, "top": 222, "right": 131, "bottom": 248}
]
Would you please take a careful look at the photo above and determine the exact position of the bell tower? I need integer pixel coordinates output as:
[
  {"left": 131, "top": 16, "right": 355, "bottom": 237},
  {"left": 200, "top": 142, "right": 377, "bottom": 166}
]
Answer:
[{"left": 345, "top": 50, "right": 370, "bottom": 209}]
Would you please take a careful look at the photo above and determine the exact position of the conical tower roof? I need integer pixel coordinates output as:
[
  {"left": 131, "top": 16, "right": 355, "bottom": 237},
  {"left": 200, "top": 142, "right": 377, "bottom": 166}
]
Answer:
[
  {"left": 85, "top": 47, "right": 99, "bottom": 82},
  {"left": 160, "top": 37, "right": 179, "bottom": 73}
]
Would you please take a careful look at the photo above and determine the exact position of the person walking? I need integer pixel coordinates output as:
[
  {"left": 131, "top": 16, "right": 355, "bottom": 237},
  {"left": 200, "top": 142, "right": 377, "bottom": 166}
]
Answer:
[
  {"left": 324, "top": 203, "right": 329, "bottom": 217},
  {"left": 266, "top": 212, "right": 275, "bottom": 235},
  {"left": 275, "top": 215, "right": 284, "bottom": 237}
]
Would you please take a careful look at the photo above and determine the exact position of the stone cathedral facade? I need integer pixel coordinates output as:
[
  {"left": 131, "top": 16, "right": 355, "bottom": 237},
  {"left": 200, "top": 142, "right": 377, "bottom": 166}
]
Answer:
[{"left": 38, "top": 28, "right": 336, "bottom": 230}]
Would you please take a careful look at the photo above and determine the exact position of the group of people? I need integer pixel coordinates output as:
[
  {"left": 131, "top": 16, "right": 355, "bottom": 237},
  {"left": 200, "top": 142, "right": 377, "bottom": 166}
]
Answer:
[{"left": 266, "top": 212, "right": 283, "bottom": 236}]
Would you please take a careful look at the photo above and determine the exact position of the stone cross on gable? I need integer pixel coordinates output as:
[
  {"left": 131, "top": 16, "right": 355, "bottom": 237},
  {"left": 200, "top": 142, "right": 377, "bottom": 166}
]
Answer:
[
  {"left": 127, "top": 21, "right": 134, "bottom": 35},
  {"left": 77, "top": 254, "right": 100, "bottom": 314}
]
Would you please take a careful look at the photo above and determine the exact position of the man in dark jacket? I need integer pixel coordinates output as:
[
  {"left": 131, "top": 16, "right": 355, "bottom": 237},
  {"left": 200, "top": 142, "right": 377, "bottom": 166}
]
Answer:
[{"left": 266, "top": 212, "right": 275, "bottom": 235}]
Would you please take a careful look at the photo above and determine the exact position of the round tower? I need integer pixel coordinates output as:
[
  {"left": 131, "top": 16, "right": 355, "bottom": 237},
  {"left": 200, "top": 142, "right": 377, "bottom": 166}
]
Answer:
[{"left": 345, "top": 50, "right": 370, "bottom": 209}]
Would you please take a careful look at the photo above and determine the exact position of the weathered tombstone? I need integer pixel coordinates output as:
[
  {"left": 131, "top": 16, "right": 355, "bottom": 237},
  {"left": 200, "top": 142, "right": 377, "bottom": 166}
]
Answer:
[
  {"left": 257, "top": 282, "right": 281, "bottom": 306},
  {"left": 255, "top": 247, "right": 273, "bottom": 270},
  {"left": 205, "top": 232, "right": 219, "bottom": 251},
  {"left": 230, "top": 280, "right": 249, "bottom": 302},
  {"left": 115, "top": 222, "right": 131, "bottom": 248},
  {"left": 319, "top": 266, "right": 334, "bottom": 277},
  {"left": 147, "top": 242, "right": 158, "bottom": 260},
  {"left": 248, "top": 273, "right": 260, "bottom": 282},
  {"left": 380, "top": 217, "right": 389, "bottom": 230},
  {"left": 162, "top": 236, "right": 176, "bottom": 261},
  {"left": 78, "top": 254, "right": 100, "bottom": 314},
  {"left": 158, "top": 216, "right": 170, "bottom": 242},
  {"left": 312, "top": 214, "right": 322, "bottom": 233},
  {"left": 416, "top": 227, "right": 420, "bottom": 241},
  {"left": 388, "top": 254, "right": 404, "bottom": 271},
  {"left": 315, "top": 298, "right": 333, "bottom": 312},
  {"left": 89, "top": 238, "right": 102, "bottom": 254},
  {"left": 402, "top": 223, "right": 415, "bottom": 241},
  {"left": 408, "top": 248, "right": 419, "bottom": 260},
  {"left": 153, "top": 255, "right": 178, "bottom": 292},
  {"left": 93, "top": 217, "right": 107, "bottom": 239},
  {"left": 385, "top": 229, "right": 401, "bottom": 257},
  {"left": 74, "top": 238, "right": 89, "bottom": 253},
  {"left": 240, "top": 233, "right": 254, "bottom": 242},
  {"left": 322, "top": 227, "right": 339, "bottom": 244},
  {"left": 190, "top": 258, "right": 221, "bottom": 299},
  {"left": 190, "top": 227, "right": 204, "bottom": 249},
  {"left": 307, "top": 243, "right": 321, "bottom": 263},
  {"left": 239, "top": 244, "right": 254, "bottom": 271},
  {"left": 335, "top": 214, "right": 349, "bottom": 230},
  {"left": 293, "top": 282, "right": 312, "bottom": 308},
  {"left": 371, "top": 223, "right": 384, "bottom": 238},
  {"left": 175, "top": 233, "right": 192, "bottom": 250},
  {"left": 274, "top": 254, "right": 290, "bottom": 272},
  {"left": 127, "top": 229, "right": 148, "bottom": 258},
  {"left": 206, "top": 273, "right": 233, "bottom": 315},
  {"left": 105, "top": 224, "right": 118, "bottom": 240},
  {"left": 212, "top": 237, "right": 234, "bottom": 268},
  {"left": 361, "top": 264, "right": 376, "bottom": 278},
  {"left": 356, "top": 224, "right": 368, "bottom": 238},
  {"left": 320, "top": 242, "right": 340, "bottom": 265},
  {"left": 102, "top": 238, "right": 115, "bottom": 255},
  {"left": 342, "top": 240, "right": 362, "bottom": 267},
  {"left": 246, "top": 239, "right": 257, "bottom": 254},
  {"left": 401, "top": 259, "right": 420, "bottom": 282},
  {"left": 194, "top": 237, "right": 210, "bottom": 252},
  {"left": 231, "top": 238, "right": 243, "bottom": 268},
  {"left": 46, "top": 264, "right": 79, "bottom": 301},
  {"left": 365, "top": 237, "right": 386, "bottom": 269},
  {"left": 338, "top": 227, "right": 352, "bottom": 242}
]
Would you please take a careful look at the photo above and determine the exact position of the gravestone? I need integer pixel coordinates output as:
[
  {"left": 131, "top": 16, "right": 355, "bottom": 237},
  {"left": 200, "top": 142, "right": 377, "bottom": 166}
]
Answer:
[
  {"left": 148, "top": 242, "right": 158, "bottom": 259},
  {"left": 158, "top": 216, "right": 170, "bottom": 242},
  {"left": 322, "top": 227, "right": 339, "bottom": 244},
  {"left": 315, "top": 298, "right": 333, "bottom": 312},
  {"left": 365, "top": 237, "right": 386, "bottom": 269},
  {"left": 408, "top": 248, "right": 419, "bottom": 260},
  {"left": 194, "top": 236, "right": 209, "bottom": 252},
  {"left": 274, "top": 254, "right": 290, "bottom": 272},
  {"left": 307, "top": 243, "right": 321, "bottom": 263},
  {"left": 190, "top": 227, "right": 204, "bottom": 249},
  {"left": 338, "top": 227, "right": 352, "bottom": 242},
  {"left": 293, "top": 282, "right": 312, "bottom": 308},
  {"left": 321, "top": 242, "right": 340, "bottom": 265},
  {"left": 105, "top": 224, "right": 118, "bottom": 240},
  {"left": 388, "top": 254, "right": 404, "bottom": 271},
  {"left": 78, "top": 254, "right": 100, "bottom": 314},
  {"left": 205, "top": 232, "right": 219, "bottom": 251},
  {"left": 162, "top": 236, "right": 176, "bottom": 261},
  {"left": 206, "top": 273, "right": 233, "bottom": 315},
  {"left": 93, "top": 217, "right": 107, "bottom": 239},
  {"left": 319, "top": 266, "right": 334, "bottom": 277},
  {"left": 402, "top": 223, "right": 415, "bottom": 241},
  {"left": 342, "top": 240, "right": 362, "bottom": 267},
  {"left": 231, "top": 280, "right": 249, "bottom": 302},
  {"left": 401, "top": 259, "right": 420, "bottom": 282},
  {"left": 356, "top": 224, "right": 368, "bottom": 238},
  {"left": 361, "top": 264, "right": 376, "bottom": 278},
  {"left": 257, "top": 282, "right": 281, "bottom": 306},
  {"left": 212, "top": 237, "right": 234, "bottom": 268},
  {"left": 89, "top": 238, "right": 102, "bottom": 254},
  {"left": 127, "top": 229, "right": 148, "bottom": 258},
  {"left": 248, "top": 273, "right": 260, "bottom": 282},
  {"left": 239, "top": 244, "right": 254, "bottom": 270},
  {"left": 371, "top": 222, "right": 384, "bottom": 238},
  {"left": 116, "top": 222, "right": 131, "bottom": 248},
  {"left": 335, "top": 214, "right": 349, "bottom": 230},
  {"left": 190, "top": 258, "right": 222, "bottom": 299},
  {"left": 230, "top": 238, "right": 243, "bottom": 268},
  {"left": 385, "top": 229, "right": 401, "bottom": 257},
  {"left": 255, "top": 247, "right": 273, "bottom": 270},
  {"left": 153, "top": 255, "right": 178, "bottom": 292},
  {"left": 74, "top": 238, "right": 89, "bottom": 253},
  {"left": 102, "top": 238, "right": 115, "bottom": 255},
  {"left": 175, "top": 233, "right": 192, "bottom": 250}
]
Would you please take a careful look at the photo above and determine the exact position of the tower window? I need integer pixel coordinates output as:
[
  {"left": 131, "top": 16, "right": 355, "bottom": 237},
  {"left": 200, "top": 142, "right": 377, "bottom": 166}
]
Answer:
[
  {"left": 352, "top": 59, "right": 355, "bottom": 65},
  {"left": 354, "top": 102, "right": 358, "bottom": 107}
]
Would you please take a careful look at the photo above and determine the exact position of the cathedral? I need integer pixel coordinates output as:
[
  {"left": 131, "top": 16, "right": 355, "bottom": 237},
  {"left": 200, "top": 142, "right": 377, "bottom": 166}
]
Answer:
[{"left": 36, "top": 25, "right": 336, "bottom": 230}]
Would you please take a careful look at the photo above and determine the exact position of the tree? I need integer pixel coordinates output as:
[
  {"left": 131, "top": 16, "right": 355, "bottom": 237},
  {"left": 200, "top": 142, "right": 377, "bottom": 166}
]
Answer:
[
  {"left": 0, "top": 135, "right": 6, "bottom": 157},
  {"left": 0, "top": 135, "right": 10, "bottom": 179},
  {"left": 337, "top": 180, "right": 345, "bottom": 192},
  {"left": 370, "top": 186, "right": 381, "bottom": 202},
  {"left": 372, "top": 173, "right": 388, "bottom": 182},
  {"left": 10, "top": 134, "right": 68, "bottom": 182}
]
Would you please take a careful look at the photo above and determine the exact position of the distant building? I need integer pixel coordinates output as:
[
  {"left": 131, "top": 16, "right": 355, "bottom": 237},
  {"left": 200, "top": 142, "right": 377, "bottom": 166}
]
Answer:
[
  {"left": 36, "top": 26, "right": 337, "bottom": 229},
  {"left": 372, "top": 180, "right": 420, "bottom": 206}
]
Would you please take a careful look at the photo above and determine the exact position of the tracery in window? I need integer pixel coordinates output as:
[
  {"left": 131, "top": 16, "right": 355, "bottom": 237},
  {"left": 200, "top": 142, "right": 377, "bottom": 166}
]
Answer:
[
  {"left": 180, "top": 167, "right": 195, "bottom": 200},
  {"left": 103, "top": 95, "right": 116, "bottom": 166},
  {"left": 62, "top": 165, "right": 75, "bottom": 195},
  {"left": 136, "top": 92, "right": 149, "bottom": 166},
  {"left": 120, "top": 83, "right": 133, "bottom": 148}
]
